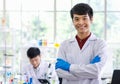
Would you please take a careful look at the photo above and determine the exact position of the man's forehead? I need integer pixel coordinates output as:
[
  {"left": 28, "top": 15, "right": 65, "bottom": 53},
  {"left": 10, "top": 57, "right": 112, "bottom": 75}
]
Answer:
[
  {"left": 73, "top": 14, "right": 89, "bottom": 18},
  {"left": 30, "top": 55, "right": 40, "bottom": 60}
]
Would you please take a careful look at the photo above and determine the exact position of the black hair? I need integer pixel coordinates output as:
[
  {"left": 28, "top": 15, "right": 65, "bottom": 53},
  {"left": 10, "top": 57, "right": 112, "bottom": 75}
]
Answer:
[
  {"left": 70, "top": 3, "right": 93, "bottom": 19},
  {"left": 27, "top": 47, "right": 41, "bottom": 59}
]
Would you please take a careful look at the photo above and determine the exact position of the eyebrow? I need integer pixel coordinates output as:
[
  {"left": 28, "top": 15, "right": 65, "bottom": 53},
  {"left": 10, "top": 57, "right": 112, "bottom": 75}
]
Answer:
[{"left": 74, "top": 15, "right": 88, "bottom": 18}]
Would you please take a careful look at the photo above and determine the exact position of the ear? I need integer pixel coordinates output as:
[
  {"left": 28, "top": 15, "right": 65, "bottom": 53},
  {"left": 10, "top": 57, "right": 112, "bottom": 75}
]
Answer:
[{"left": 90, "top": 17, "right": 93, "bottom": 23}]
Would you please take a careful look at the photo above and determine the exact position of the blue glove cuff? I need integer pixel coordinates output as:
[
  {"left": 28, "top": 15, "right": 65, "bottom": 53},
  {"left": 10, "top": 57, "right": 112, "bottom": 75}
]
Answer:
[{"left": 67, "top": 64, "right": 71, "bottom": 71}]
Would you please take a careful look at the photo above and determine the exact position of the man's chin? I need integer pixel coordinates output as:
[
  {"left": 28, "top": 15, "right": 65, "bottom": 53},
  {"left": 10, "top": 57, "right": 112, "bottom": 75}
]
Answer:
[{"left": 33, "top": 65, "right": 38, "bottom": 69}]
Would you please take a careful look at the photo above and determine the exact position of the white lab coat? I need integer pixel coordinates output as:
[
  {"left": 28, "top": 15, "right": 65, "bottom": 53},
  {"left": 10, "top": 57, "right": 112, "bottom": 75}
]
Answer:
[
  {"left": 22, "top": 60, "right": 59, "bottom": 84},
  {"left": 56, "top": 33, "right": 108, "bottom": 84}
]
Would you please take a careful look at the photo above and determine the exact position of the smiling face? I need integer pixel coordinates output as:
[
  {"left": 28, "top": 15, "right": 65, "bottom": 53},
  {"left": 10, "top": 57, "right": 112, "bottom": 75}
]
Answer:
[
  {"left": 73, "top": 14, "right": 93, "bottom": 35},
  {"left": 29, "top": 55, "right": 41, "bottom": 68}
]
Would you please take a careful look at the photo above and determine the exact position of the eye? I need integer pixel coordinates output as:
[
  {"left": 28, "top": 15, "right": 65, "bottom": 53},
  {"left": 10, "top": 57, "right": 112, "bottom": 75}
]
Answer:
[
  {"left": 83, "top": 16, "right": 89, "bottom": 21},
  {"left": 73, "top": 18, "right": 79, "bottom": 22},
  {"left": 83, "top": 17, "right": 87, "bottom": 20}
]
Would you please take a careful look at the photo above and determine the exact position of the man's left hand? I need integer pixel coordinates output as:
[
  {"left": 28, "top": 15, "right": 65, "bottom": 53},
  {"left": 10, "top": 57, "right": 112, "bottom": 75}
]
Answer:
[{"left": 90, "top": 55, "right": 101, "bottom": 64}]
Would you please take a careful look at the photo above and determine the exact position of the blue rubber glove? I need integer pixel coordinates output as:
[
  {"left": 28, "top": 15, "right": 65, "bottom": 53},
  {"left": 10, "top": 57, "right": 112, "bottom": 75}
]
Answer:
[
  {"left": 90, "top": 55, "right": 101, "bottom": 64},
  {"left": 55, "top": 58, "right": 70, "bottom": 71}
]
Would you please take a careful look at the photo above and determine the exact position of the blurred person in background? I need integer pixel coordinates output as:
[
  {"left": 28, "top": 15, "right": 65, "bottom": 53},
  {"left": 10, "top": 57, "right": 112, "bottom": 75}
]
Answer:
[{"left": 22, "top": 47, "right": 59, "bottom": 84}]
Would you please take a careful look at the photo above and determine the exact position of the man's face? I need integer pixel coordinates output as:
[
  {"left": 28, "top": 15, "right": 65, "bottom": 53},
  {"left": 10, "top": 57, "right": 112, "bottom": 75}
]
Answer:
[
  {"left": 29, "top": 55, "right": 41, "bottom": 68},
  {"left": 72, "top": 14, "right": 93, "bottom": 34}
]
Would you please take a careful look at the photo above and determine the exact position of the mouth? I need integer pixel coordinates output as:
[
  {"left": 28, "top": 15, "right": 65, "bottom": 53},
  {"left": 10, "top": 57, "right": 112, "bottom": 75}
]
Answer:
[
  {"left": 77, "top": 26, "right": 85, "bottom": 29},
  {"left": 77, "top": 24, "right": 86, "bottom": 29}
]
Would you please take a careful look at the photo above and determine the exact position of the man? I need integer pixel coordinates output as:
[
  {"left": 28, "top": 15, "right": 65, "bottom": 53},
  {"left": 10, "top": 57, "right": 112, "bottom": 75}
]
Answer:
[
  {"left": 55, "top": 3, "right": 108, "bottom": 84},
  {"left": 22, "top": 47, "right": 59, "bottom": 84}
]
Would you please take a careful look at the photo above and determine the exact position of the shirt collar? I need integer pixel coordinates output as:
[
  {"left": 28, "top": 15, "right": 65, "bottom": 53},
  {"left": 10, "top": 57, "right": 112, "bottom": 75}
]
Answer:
[
  {"left": 76, "top": 33, "right": 91, "bottom": 42},
  {"left": 69, "top": 33, "right": 97, "bottom": 43}
]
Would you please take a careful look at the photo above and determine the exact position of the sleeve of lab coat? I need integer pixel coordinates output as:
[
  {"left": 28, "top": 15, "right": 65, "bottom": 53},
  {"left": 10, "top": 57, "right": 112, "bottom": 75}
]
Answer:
[
  {"left": 69, "top": 40, "right": 108, "bottom": 79},
  {"left": 56, "top": 69, "right": 81, "bottom": 80}
]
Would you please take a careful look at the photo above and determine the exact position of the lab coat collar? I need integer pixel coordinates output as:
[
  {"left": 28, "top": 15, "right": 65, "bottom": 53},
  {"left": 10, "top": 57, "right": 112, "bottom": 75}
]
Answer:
[
  {"left": 69, "top": 33, "right": 97, "bottom": 43},
  {"left": 88, "top": 33, "right": 98, "bottom": 41}
]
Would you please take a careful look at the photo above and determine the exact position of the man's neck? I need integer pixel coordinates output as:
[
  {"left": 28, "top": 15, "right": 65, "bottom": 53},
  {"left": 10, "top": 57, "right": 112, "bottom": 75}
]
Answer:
[
  {"left": 77, "top": 32, "right": 91, "bottom": 40},
  {"left": 33, "top": 64, "right": 40, "bottom": 69}
]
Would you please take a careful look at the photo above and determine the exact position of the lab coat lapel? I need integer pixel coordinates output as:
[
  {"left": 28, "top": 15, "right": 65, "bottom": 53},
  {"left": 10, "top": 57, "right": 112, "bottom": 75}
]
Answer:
[
  {"left": 80, "top": 33, "right": 97, "bottom": 52},
  {"left": 30, "top": 65, "right": 38, "bottom": 79},
  {"left": 79, "top": 39, "right": 90, "bottom": 53},
  {"left": 69, "top": 37, "right": 82, "bottom": 59},
  {"left": 69, "top": 37, "right": 80, "bottom": 51}
]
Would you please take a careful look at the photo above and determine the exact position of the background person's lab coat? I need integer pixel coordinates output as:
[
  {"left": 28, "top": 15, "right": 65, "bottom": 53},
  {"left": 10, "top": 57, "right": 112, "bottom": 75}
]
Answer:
[
  {"left": 56, "top": 33, "right": 108, "bottom": 84},
  {"left": 22, "top": 60, "right": 59, "bottom": 84}
]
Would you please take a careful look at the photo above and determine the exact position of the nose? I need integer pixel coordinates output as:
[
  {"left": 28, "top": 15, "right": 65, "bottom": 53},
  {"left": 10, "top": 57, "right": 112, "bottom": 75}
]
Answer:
[
  {"left": 78, "top": 19, "right": 84, "bottom": 25},
  {"left": 32, "top": 61, "right": 37, "bottom": 66}
]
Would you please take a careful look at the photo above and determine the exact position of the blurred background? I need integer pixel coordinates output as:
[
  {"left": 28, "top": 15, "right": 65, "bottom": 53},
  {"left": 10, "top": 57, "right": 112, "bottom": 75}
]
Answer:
[{"left": 0, "top": 0, "right": 120, "bottom": 84}]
